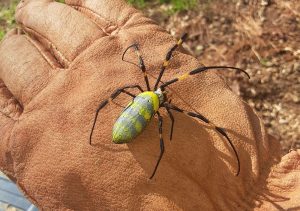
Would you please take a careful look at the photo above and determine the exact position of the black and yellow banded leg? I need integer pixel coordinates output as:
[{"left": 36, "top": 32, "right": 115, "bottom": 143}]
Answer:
[
  {"left": 149, "top": 111, "right": 165, "bottom": 179},
  {"left": 122, "top": 44, "right": 151, "bottom": 91},
  {"left": 89, "top": 85, "right": 144, "bottom": 145},
  {"left": 154, "top": 33, "right": 188, "bottom": 90},
  {"left": 160, "top": 66, "right": 250, "bottom": 90},
  {"left": 164, "top": 103, "right": 240, "bottom": 176}
]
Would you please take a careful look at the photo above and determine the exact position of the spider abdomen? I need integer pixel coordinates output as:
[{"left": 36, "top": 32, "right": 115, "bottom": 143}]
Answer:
[{"left": 112, "top": 92, "right": 160, "bottom": 144}]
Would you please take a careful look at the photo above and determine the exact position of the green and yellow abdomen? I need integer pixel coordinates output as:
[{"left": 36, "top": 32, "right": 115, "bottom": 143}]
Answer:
[{"left": 112, "top": 92, "right": 160, "bottom": 144}]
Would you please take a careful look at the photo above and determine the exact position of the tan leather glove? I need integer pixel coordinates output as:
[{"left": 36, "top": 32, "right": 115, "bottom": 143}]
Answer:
[{"left": 0, "top": 0, "right": 299, "bottom": 210}]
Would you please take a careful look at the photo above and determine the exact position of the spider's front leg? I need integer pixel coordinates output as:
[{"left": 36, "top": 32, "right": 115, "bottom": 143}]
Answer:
[
  {"left": 89, "top": 85, "right": 144, "bottom": 145},
  {"left": 154, "top": 33, "right": 188, "bottom": 90},
  {"left": 122, "top": 44, "right": 151, "bottom": 91}
]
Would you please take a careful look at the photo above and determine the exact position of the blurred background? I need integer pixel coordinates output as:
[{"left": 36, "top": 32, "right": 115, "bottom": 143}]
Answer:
[{"left": 0, "top": 0, "right": 299, "bottom": 210}]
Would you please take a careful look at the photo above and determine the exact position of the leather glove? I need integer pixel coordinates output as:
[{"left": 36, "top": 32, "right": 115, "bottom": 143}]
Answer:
[{"left": 0, "top": 0, "right": 299, "bottom": 210}]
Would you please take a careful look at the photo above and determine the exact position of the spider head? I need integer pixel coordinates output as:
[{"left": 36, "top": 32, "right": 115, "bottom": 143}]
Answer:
[{"left": 154, "top": 88, "right": 165, "bottom": 106}]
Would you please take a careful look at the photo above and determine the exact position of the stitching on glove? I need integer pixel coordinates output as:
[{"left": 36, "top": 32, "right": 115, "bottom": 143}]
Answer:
[
  {"left": 24, "top": 36, "right": 63, "bottom": 70},
  {"left": 19, "top": 25, "right": 71, "bottom": 68},
  {"left": 69, "top": 5, "right": 118, "bottom": 35}
]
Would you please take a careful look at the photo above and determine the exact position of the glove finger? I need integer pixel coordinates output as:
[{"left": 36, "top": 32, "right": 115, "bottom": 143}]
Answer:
[
  {"left": 0, "top": 112, "right": 15, "bottom": 177},
  {"left": 0, "top": 30, "right": 54, "bottom": 105},
  {"left": 16, "top": 0, "right": 106, "bottom": 68},
  {"left": 0, "top": 80, "right": 22, "bottom": 178},
  {"left": 65, "top": 0, "right": 152, "bottom": 34}
]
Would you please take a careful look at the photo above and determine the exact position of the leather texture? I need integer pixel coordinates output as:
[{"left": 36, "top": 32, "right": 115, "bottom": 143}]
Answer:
[{"left": 0, "top": 0, "right": 299, "bottom": 210}]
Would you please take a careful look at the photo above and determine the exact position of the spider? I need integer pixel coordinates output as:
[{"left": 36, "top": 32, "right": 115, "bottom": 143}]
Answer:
[{"left": 89, "top": 33, "right": 250, "bottom": 179}]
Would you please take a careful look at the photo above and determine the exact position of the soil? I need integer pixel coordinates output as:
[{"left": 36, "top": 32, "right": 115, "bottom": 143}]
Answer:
[{"left": 144, "top": 0, "right": 300, "bottom": 153}]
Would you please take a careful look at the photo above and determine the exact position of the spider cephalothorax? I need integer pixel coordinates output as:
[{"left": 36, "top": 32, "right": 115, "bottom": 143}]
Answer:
[{"left": 89, "top": 33, "right": 250, "bottom": 179}]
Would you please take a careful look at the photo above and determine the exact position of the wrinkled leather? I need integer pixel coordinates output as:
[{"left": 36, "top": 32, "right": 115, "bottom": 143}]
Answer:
[{"left": 0, "top": 0, "right": 299, "bottom": 210}]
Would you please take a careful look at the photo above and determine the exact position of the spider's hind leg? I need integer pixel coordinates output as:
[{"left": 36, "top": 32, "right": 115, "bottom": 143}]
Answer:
[
  {"left": 89, "top": 85, "right": 144, "bottom": 145},
  {"left": 149, "top": 111, "right": 165, "bottom": 179},
  {"left": 164, "top": 103, "right": 240, "bottom": 176},
  {"left": 164, "top": 105, "right": 175, "bottom": 141}
]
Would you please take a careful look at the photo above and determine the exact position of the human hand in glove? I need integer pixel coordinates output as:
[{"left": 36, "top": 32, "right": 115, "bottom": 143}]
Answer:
[{"left": 0, "top": 0, "right": 299, "bottom": 210}]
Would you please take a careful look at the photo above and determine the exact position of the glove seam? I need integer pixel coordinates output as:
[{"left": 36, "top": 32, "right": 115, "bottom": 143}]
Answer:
[
  {"left": 23, "top": 36, "right": 64, "bottom": 69},
  {"left": 69, "top": 5, "right": 118, "bottom": 35},
  {"left": 21, "top": 25, "right": 70, "bottom": 68}
]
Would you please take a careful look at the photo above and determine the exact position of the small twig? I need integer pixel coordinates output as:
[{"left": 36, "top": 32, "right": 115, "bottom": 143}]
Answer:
[{"left": 251, "top": 47, "right": 262, "bottom": 62}]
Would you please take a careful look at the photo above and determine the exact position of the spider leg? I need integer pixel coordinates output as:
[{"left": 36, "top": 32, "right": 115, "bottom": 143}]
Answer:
[
  {"left": 89, "top": 85, "right": 144, "bottom": 145},
  {"left": 163, "top": 104, "right": 175, "bottom": 141},
  {"left": 122, "top": 43, "right": 151, "bottom": 91},
  {"left": 149, "top": 111, "right": 165, "bottom": 179},
  {"left": 160, "top": 66, "right": 250, "bottom": 90},
  {"left": 164, "top": 103, "right": 240, "bottom": 176},
  {"left": 154, "top": 33, "right": 188, "bottom": 90}
]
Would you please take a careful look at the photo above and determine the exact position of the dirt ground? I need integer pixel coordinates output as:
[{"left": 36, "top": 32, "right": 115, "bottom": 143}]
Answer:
[{"left": 143, "top": 0, "right": 300, "bottom": 153}]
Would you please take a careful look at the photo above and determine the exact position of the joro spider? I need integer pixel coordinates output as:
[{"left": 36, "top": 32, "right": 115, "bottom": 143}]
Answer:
[{"left": 89, "top": 33, "right": 250, "bottom": 179}]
